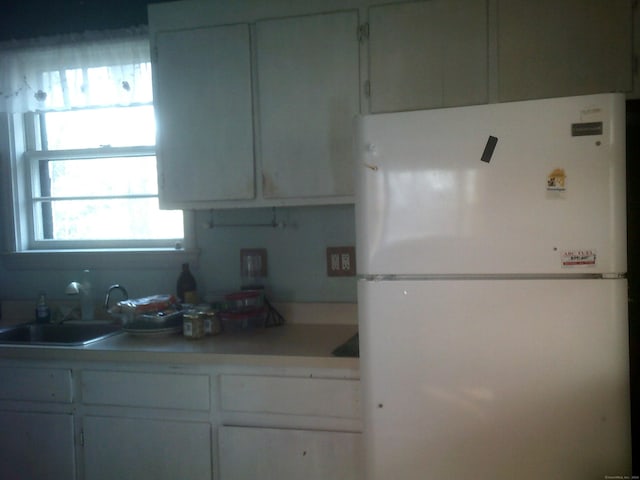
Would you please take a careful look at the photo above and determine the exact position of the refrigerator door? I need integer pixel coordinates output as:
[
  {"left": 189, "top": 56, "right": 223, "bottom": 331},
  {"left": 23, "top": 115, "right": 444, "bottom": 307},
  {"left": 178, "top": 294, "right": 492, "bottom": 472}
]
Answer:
[
  {"left": 358, "top": 278, "right": 631, "bottom": 479},
  {"left": 356, "top": 93, "right": 626, "bottom": 276}
]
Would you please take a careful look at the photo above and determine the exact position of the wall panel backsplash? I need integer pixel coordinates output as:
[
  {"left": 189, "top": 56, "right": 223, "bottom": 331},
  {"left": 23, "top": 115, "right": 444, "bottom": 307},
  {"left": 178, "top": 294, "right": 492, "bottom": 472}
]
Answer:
[
  {"left": 195, "top": 205, "right": 356, "bottom": 302},
  {"left": 0, "top": 205, "right": 357, "bottom": 305}
]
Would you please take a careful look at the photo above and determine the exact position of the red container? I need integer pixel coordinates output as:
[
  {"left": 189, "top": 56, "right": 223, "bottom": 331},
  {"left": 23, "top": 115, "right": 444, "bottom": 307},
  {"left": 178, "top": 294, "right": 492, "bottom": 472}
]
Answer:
[
  {"left": 224, "top": 290, "right": 264, "bottom": 312},
  {"left": 218, "top": 307, "right": 267, "bottom": 333}
]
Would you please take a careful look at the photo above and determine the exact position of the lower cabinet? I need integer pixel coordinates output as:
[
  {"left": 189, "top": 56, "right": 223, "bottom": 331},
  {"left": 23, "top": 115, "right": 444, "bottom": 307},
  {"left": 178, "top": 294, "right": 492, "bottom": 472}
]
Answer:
[
  {"left": 80, "top": 369, "right": 212, "bottom": 480},
  {"left": 0, "top": 411, "right": 76, "bottom": 480},
  {"left": 219, "top": 425, "right": 361, "bottom": 480},
  {"left": 218, "top": 374, "right": 362, "bottom": 479},
  {"left": 0, "top": 360, "right": 361, "bottom": 480},
  {"left": 82, "top": 416, "right": 212, "bottom": 480},
  {"left": 0, "top": 366, "right": 75, "bottom": 479}
]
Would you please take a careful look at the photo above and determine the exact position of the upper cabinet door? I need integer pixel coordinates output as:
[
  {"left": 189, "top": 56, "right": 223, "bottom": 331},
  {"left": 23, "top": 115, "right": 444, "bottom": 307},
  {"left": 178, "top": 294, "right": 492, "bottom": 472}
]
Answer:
[
  {"left": 154, "top": 24, "right": 254, "bottom": 206},
  {"left": 256, "top": 11, "right": 360, "bottom": 199},
  {"left": 368, "top": 0, "right": 488, "bottom": 113},
  {"left": 498, "top": 0, "right": 632, "bottom": 102}
]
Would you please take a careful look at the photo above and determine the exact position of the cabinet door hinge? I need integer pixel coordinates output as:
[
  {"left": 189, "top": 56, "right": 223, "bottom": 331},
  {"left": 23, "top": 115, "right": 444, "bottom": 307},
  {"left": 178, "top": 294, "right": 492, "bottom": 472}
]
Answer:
[
  {"left": 364, "top": 80, "right": 371, "bottom": 98},
  {"left": 358, "top": 23, "right": 369, "bottom": 42}
]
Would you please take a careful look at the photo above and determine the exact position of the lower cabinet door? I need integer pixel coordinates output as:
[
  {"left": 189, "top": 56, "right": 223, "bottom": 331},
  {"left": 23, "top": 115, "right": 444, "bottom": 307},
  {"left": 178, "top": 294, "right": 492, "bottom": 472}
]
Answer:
[
  {"left": 218, "top": 425, "right": 361, "bottom": 480},
  {"left": 0, "top": 411, "right": 76, "bottom": 480},
  {"left": 83, "top": 416, "right": 211, "bottom": 480}
]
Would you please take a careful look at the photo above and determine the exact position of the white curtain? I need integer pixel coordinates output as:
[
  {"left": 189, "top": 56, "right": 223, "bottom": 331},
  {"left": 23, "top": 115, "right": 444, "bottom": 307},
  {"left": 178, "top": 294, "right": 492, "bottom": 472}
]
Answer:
[{"left": 0, "top": 28, "right": 152, "bottom": 113}]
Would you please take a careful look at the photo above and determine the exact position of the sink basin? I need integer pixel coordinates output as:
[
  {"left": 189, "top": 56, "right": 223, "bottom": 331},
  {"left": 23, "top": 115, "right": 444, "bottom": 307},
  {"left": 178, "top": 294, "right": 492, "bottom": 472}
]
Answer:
[{"left": 0, "top": 323, "right": 123, "bottom": 346}]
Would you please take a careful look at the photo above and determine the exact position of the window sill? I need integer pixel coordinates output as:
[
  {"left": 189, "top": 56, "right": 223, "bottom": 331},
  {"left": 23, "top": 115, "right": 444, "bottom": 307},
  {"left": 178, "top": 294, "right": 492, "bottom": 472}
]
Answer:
[{"left": 1, "top": 249, "right": 200, "bottom": 271}]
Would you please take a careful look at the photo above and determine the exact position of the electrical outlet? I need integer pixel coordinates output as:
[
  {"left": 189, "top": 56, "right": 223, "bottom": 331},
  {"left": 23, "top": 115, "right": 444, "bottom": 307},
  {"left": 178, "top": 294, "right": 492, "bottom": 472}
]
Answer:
[{"left": 326, "top": 246, "right": 356, "bottom": 277}]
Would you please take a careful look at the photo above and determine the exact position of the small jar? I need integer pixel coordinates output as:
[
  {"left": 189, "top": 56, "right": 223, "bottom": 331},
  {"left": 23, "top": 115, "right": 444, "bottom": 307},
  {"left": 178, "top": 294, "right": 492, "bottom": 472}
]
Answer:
[
  {"left": 182, "top": 311, "right": 205, "bottom": 339},
  {"left": 202, "top": 310, "right": 221, "bottom": 336},
  {"left": 192, "top": 305, "right": 221, "bottom": 336}
]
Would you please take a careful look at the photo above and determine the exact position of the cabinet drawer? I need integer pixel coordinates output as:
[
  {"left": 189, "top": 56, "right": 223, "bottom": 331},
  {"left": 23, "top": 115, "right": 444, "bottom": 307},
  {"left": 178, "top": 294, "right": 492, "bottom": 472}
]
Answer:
[
  {"left": 219, "top": 375, "right": 360, "bottom": 418},
  {"left": 219, "top": 425, "right": 361, "bottom": 480},
  {"left": 81, "top": 370, "right": 210, "bottom": 411},
  {"left": 0, "top": 366, "right": 72, "bottom": 403}
]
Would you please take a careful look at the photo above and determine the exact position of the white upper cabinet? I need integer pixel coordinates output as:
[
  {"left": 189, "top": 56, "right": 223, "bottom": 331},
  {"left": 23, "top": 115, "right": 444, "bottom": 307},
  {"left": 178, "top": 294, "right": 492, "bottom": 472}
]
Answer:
[
  {"left": 150, "top": 0, "right": 633, "bottom": 208},
  {"left": 497, "top": 0, "right": 632, "bottom": 102},
  {"left": 256, "top": 11, "right": 360, "bottom": 200},
  {"left": 154, "top": 24, "right": 254, "bottom": 207},
  {"left": 368, "top": 0, "right": 488, "bottom": 113},
  {"left": 632, "top": 3, "right": 640, "bottom": 99}
]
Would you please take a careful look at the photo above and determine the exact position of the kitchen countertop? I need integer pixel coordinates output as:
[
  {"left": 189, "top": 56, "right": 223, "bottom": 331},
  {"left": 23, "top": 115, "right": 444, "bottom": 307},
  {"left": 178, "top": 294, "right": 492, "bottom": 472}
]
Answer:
[{"left": 0, "top": 323, "right": 360, "bottom": 370}]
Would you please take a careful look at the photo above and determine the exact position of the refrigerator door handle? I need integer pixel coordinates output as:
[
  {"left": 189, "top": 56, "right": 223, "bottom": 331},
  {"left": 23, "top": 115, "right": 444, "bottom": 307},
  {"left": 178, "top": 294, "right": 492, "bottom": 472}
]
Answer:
[{"left": 363, "top": 162, "right": 379, "bottom": 171}]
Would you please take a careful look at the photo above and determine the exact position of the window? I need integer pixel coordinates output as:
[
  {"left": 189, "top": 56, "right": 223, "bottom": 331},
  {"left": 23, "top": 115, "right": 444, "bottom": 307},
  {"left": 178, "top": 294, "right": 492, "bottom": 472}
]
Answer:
[
  {"left": 0, "top": 31, "right": 185, "bottom": 251},
  {"left": 25, "top": 105, "right": 183, "bottom": 249}
]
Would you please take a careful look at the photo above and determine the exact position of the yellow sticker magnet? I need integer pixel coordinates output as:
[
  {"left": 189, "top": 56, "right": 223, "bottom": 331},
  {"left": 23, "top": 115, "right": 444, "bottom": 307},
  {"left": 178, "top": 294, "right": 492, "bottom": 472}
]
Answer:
[{"left": 547, "top": 168, "right": 566, "bottom": 192}]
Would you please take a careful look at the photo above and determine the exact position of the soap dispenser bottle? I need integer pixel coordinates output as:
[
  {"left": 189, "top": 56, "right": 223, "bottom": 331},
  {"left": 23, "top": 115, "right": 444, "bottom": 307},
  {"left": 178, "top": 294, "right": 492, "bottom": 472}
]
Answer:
[{"left": 35, "top": 291, "right": 51, "bottom": 323}]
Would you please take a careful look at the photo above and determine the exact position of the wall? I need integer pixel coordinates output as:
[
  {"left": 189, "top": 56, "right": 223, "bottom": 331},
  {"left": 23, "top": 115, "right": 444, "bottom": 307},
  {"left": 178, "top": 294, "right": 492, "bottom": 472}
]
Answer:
[
  {"left": 0, "top": 205, "right": 357, "bottom": 308},
  {"left": 0, "top": 0, "right": 170, "bottom": 41},
  {"left": 195, "top": 207, "right": 356, "bottom": 302},
  {"left": 0, "top": 0, "right": 357, "bottom": 310}
]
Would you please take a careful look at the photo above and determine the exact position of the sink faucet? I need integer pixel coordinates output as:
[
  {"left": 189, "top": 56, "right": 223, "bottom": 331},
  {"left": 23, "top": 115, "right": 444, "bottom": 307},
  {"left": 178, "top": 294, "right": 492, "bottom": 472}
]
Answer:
[{"left": 105, "top": 284, "right": 128, "bottom": 311}]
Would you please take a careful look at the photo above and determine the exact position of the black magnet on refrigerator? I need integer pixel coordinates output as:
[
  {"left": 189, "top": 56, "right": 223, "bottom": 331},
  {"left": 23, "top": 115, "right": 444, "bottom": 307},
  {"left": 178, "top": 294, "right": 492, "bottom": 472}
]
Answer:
[{"left": 480, "top": 136, "right": 498, "bottom": 163}]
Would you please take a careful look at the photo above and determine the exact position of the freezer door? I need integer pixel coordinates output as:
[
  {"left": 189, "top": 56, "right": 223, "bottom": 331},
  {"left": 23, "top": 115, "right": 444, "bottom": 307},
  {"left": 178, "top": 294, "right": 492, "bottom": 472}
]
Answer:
[
  {"left": 355, "top": 93, "right": 626, "bottom": 275},
  {"left": 358, "top": 278, "right": 631, "bottom": 480}
]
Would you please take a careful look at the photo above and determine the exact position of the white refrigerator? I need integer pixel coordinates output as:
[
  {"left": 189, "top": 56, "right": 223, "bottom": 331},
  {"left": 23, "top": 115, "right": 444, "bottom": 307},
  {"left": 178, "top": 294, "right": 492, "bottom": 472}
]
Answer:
[{"left": 355, "top": 93, "right": 631, "bottom": 479}]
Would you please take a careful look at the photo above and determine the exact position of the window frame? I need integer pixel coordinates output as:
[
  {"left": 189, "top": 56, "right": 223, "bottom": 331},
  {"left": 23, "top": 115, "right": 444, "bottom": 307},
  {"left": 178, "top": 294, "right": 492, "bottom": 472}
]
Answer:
[
  {"left": 0, "top": 110, "right": 192, "bottom": 258},
  {"left": 0, "top": 32, "right": 195, "bottom": 269},
  {"left": 22, "top": 109, "right": 184, "bottom": 251}
]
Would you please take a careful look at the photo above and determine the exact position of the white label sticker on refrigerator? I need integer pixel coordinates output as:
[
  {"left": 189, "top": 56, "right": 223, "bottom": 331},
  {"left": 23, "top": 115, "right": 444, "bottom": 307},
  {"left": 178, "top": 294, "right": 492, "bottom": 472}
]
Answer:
[{"left": 561, "top": 250, "right": 597, "bottom": 267}]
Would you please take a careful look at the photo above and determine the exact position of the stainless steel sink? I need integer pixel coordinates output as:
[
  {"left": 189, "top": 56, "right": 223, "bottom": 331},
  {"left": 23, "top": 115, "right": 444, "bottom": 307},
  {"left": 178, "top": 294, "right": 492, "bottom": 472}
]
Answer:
[{"left": 0, "top": 323, "right": 123, "bottom": 346}]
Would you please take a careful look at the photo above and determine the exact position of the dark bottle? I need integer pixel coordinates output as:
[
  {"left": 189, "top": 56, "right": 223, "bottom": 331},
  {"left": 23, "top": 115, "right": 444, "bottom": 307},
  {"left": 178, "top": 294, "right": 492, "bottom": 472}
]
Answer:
[{"left": 177, "top": 263, "right": 197, "bottom": 304}]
